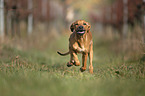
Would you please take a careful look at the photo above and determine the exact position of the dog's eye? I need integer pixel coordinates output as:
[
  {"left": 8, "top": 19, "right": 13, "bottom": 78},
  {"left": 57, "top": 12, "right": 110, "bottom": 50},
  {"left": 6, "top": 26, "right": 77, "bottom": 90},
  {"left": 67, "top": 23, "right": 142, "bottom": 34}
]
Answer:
[{"left": 83, "top": 23, "right": 86, "bottom": 25}]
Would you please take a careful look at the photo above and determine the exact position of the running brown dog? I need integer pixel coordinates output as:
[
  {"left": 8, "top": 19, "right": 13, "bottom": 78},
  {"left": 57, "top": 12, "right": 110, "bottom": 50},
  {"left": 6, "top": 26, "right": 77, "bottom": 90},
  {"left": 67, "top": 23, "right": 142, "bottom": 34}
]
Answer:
[{"left": 57, "top": 20, "right": 93, "bottom": 73}]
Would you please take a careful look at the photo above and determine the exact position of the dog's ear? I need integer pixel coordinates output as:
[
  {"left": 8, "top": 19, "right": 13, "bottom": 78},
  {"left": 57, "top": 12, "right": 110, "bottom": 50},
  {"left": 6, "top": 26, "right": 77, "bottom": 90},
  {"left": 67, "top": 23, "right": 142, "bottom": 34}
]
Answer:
[{"left": 70, "top": 23, "right": 74, "bottom": 32}]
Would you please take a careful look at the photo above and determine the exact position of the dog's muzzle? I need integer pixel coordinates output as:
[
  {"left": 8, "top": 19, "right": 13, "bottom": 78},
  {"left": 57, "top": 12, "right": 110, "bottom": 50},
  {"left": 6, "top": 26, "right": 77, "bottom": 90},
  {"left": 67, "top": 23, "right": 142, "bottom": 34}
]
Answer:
[{"left": 76, "top": 26, "right": 85, "bottom": 35}]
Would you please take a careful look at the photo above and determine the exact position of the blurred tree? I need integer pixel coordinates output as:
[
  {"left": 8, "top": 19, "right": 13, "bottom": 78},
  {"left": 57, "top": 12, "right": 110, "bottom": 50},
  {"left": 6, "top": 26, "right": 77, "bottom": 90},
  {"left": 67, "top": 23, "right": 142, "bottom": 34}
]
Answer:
[
  {"left": 123, "top": 0, "right": 128, "bottom": 39},
  {"left": 4, "top": 0, "right": 29, "bottom": 37},
  {"left": 90, "top": 0, "right": 144, "bottom": 40},
  {"left": 0, "top": 0, "right": 4, "bottom": 41},
  {"left": 27, "top": 0, "right": 33, "bottom": 35},
  {"left": 11, "top": 4, "right": 20, "bottom": 37},
  {"left": 143, "top": 0, "right": 145, "bottom": 43},
  {"left": 42, "top": 0, "right": 47, "bottom": 17}
]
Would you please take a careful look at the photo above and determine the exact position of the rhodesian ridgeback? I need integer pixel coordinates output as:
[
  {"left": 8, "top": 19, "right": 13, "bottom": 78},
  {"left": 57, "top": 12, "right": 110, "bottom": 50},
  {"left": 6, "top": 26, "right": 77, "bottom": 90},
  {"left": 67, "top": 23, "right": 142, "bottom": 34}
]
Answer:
[{"left": 57, "top": 20, "right": 93, "bottom": 73}]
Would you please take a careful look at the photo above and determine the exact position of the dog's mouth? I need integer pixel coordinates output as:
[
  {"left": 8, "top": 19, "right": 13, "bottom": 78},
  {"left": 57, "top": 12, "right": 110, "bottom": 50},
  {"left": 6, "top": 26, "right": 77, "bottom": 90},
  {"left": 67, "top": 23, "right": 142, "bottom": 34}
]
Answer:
[{"left": 76, "top": 30, "right": 85, "bottom": 34}]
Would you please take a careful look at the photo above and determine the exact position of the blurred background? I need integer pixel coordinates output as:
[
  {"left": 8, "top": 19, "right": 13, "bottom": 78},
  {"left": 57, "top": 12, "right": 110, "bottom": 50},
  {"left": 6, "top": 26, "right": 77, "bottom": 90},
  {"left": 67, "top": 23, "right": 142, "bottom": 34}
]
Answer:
[
  {"left": 0, "top": 0, "right": 144, "bottom": 60},
  {"left": 0, "top": 0, "right": 145, "bottom": 48},
  {"left": 0, "top": 1, "right": 145, "bottom": 95}
]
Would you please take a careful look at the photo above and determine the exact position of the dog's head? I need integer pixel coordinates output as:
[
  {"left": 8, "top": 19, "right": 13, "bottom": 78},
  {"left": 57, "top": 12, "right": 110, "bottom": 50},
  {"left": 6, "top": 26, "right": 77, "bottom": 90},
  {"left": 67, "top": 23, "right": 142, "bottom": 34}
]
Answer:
[{"left": 70, "top": 20, "right": 91, "bottom": 35}]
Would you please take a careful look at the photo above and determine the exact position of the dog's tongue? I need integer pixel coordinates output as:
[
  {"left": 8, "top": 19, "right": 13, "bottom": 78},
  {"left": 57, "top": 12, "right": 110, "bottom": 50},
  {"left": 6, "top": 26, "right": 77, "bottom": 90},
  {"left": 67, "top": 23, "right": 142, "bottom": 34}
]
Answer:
[{"left": 77, "top": 31, "right": 85, "bottom": 34}]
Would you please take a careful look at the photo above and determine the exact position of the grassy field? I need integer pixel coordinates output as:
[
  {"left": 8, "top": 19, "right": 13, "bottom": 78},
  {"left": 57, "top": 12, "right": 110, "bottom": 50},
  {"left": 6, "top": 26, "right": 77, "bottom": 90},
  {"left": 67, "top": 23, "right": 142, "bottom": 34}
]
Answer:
[{"left": 0, "top": 35, "right": 145, "bottom": 96}]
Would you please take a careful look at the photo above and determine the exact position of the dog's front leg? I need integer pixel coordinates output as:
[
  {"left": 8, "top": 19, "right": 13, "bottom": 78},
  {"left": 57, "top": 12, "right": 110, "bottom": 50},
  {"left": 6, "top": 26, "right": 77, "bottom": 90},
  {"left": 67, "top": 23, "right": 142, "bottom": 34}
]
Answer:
[
  {"left": 80, "top": 52, "right": 88, "bottom": 72},
  {"left": 73, "top": 45, "right": 83, "bottom": 53},
  {"left": 72, "top": 42, "right": 85, "bottom": 53},
  {"left": 88, "top": 42, "right": 93, "bottom": 74},
  {"left": 67, "top": 50, "right": 80, "bottom": 67}
]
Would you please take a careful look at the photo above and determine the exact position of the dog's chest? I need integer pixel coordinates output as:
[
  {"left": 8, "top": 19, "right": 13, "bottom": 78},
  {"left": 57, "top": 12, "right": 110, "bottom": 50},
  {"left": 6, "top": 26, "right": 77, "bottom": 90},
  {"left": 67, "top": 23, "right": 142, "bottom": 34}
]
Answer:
[
  {"left": 77, "top": 38, "right": 88, "bottom": 50},
  {"left": 78, "top": 40, "right": 85, "bottom": 48}
]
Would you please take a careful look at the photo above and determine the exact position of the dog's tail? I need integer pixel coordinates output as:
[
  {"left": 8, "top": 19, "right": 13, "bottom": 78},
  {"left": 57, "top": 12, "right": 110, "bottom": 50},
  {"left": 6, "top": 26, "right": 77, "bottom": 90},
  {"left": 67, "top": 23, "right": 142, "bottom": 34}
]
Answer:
[{"left": 57, "top": 51, "right": 70, "bottom": 56}]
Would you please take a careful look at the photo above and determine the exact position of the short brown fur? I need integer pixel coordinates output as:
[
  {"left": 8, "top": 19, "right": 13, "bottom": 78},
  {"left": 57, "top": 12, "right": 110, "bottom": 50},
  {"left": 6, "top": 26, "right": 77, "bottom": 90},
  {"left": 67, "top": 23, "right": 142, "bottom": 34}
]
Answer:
[{"left": 57, "top": 20, "right": 93, "bottom": 73}]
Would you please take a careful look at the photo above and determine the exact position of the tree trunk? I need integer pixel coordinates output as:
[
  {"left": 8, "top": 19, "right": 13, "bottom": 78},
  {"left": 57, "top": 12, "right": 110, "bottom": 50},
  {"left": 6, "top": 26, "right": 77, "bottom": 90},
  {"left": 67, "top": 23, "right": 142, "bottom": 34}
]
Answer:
[
  {"left": 143, "top": 0, "right": 145, "bottom": 43},
  {"left": 143, "top": 14, "right": 145, "bottom": 43},
  {"left": 42, "top": 0, "right": 47, "bottom": 17},
  {"left": 6, "top": 10, "right": 12, "bottom": 36},
  {"left": 122, "top": 0, "right": 128, "bottom": 39},
  {"left": 28, "top": 0, "right": 33, "bottom": 35},
  {"left": 0, "top": 0, "right": 4, "bottom": 41}
]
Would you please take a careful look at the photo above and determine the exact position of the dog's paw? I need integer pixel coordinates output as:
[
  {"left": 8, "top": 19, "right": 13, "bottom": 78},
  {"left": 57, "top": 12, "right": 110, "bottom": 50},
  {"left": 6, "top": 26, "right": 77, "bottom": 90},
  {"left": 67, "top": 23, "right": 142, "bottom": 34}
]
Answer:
[
  {"left": 89, "top": 66, "right": 93, "bottom": 74},
  {"left": 80, "top": 67, "right": 86, "bottom": 72},
  {"left": 74, "top": 62, "right": 80, "bottom": 66},
  {"left": 89, "top": 69, "right": 93, "bottom": 74},
  {"left": 67, "top": 62, "right": 73, "bottom": 67}
]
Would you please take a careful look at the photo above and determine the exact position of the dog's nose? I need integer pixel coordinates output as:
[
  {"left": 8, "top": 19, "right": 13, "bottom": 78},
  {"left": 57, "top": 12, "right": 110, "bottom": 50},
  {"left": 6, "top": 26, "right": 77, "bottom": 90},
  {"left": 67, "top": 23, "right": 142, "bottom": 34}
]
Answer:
[{"left": 78, "top": 26, "right": 83, "bottom": 29}]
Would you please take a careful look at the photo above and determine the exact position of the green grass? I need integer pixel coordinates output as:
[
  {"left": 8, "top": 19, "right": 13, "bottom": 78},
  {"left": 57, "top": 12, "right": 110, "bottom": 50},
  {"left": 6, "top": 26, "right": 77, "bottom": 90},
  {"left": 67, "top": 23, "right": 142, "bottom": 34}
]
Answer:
[{"left": 0, "top": 35, "right": 145, "bottom": 96}]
